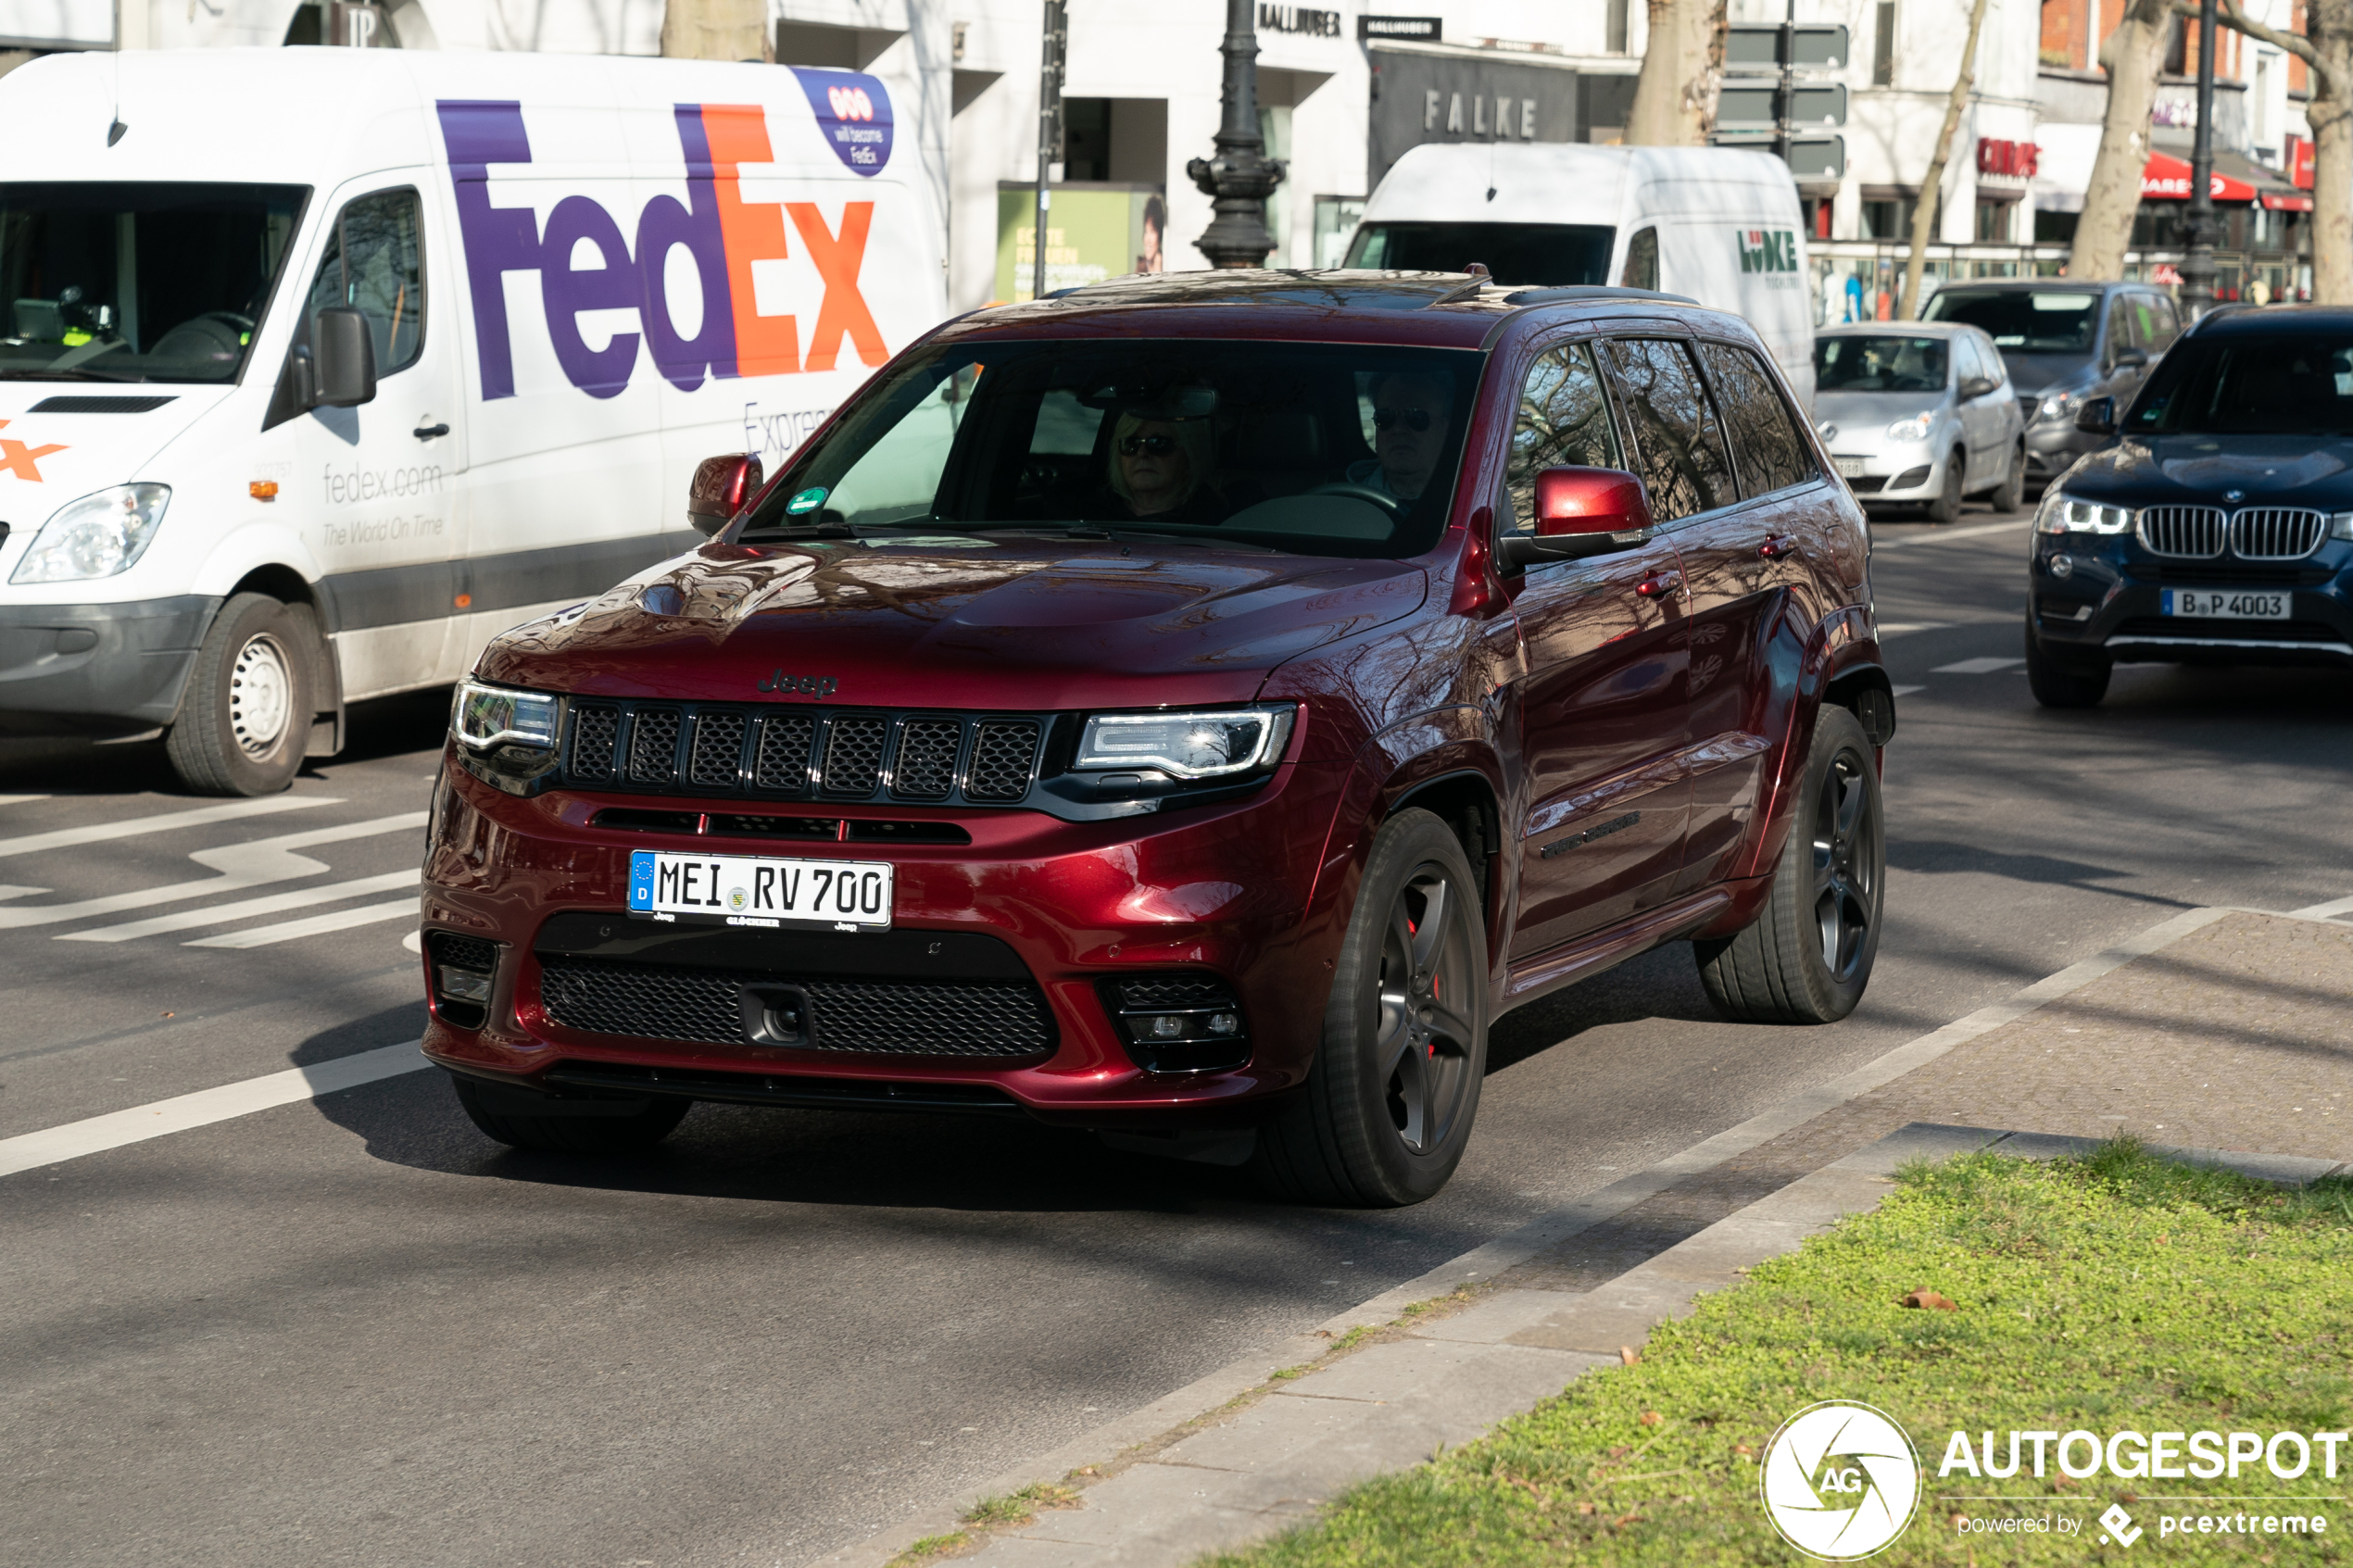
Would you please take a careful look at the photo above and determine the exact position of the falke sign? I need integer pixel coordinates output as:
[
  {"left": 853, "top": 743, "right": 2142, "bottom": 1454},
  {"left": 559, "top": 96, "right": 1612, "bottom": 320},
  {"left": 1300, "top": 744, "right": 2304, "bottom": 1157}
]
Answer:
[
  {"left": 436, "top": 70, "right": 897, "bottom": 404},
  {"left": 1738, "top": 228, "right": 1800, "bottom": 274}
]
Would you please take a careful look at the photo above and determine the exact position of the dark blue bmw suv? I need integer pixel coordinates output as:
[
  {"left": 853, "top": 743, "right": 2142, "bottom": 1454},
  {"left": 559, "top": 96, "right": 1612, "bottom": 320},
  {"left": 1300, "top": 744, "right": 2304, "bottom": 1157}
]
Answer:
[{"left": 2026, "top": 305, "right": 2353, "bottom": 706}]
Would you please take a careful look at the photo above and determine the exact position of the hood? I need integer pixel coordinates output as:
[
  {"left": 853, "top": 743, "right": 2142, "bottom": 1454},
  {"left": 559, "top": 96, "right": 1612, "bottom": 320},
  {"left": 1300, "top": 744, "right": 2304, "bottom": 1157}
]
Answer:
[
  {"left": 2057, "top": 435, "right": 2353, "bottom": 508},
  {"left": 1996, "top": 351, "right": 2097, "bottom": 398},
  {"left": 1813, "top": 389, "right": 1946, "bottom": 433},
  {"left": 0, "top": 383, "right": 229, "bottom": 499},
  {"left": 475, "top": 536, "right": 1431, "bottom": 710}
]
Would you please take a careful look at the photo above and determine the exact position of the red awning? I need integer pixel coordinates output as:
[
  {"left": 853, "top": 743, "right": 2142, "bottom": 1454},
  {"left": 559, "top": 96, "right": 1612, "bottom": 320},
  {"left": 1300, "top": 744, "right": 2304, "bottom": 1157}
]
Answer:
[
  {"left": 2263, "top": 191, "right": 2315, "bottom": 212},
  {"left": 2140, "top": 152, "right": 2258, "bottom": 202}
]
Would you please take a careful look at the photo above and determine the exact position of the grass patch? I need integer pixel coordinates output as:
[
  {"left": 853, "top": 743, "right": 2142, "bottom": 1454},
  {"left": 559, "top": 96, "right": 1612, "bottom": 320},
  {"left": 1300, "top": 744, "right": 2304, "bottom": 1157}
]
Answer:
[
  {"left": 1202, "top": 1141, "right": 2353, "bottom": 1565},
  {"left": 962, "top": 1481, "right": 1078, "bottom": 1528}
]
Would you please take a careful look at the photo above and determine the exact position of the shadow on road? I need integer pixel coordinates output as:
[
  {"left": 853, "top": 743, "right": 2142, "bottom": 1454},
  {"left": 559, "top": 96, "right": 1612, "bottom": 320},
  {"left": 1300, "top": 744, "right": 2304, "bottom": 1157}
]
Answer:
[{"left": 0, "top": 684, "right": 453, "bottom": 796}]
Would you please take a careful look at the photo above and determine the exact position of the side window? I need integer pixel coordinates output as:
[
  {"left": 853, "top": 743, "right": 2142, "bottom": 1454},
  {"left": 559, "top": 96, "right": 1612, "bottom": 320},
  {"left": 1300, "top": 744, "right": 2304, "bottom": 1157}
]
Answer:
[
  {"left": 2104, "top": 295, "right": 2133, "bottom": 366},
  {"left": 1977, "top": 333, "right": 2007, "bottom": 385},
  {"left": 1505, "top": 341, "right": 1620, "bottom": 533},
  {"left": 1599, "top": 337, "right": 1737, "bottom": 522},
  {"left": 1694, "top": 342, "right": 1816, "bottom": 500},
  {"left": 304, "top": 188, "right": 423, "bottom": 376},
  {"left": 2144, "top": 294, "right": 2181, "bottom": 351},
  {"left": 1949, "top": 334, "right": 1980, "bottom": 388},
  {"left": 1618, "top": 227, "right": 1659, "bottom": 291}
]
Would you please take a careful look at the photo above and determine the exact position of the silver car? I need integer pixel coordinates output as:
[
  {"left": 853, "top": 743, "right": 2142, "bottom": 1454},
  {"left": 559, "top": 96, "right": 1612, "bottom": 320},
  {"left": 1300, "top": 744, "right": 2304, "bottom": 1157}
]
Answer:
[{"left": 1814, "top": 321, "right": 2027, "bottom": 521}]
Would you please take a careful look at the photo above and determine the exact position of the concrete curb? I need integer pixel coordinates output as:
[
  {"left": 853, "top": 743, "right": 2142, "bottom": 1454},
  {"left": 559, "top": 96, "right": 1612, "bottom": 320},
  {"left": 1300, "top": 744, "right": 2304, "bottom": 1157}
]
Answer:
[{"left": 793, "top": 900, "right": 2286, "bottom": 1568}]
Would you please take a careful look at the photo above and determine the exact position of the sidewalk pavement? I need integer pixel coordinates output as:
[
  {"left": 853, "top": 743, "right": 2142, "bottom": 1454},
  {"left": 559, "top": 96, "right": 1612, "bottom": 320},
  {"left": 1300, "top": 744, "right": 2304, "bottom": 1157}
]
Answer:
[{"left": 811, "top": 907, "right": 2353, "bottom": 1568}]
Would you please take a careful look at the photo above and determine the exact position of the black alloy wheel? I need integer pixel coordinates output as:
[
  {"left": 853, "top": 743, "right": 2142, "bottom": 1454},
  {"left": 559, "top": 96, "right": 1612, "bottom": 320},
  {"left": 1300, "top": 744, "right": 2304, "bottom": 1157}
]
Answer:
[
  {"left": 1253, "top": 808, "right": 1489, "bottom": 1206},
  {"left": 1810, "top": 740, "right": 1881, "bottom": 987}
]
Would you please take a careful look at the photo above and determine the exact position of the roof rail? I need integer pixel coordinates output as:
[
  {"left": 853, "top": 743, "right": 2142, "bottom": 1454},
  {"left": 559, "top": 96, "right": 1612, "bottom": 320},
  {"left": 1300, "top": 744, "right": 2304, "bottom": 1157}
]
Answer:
[
  {"left": 1429, "top": 263, "right": 1492, "bottom": 306},
  {"left": 1503, "top": 284, "right": 1701, "bottom": 307}
]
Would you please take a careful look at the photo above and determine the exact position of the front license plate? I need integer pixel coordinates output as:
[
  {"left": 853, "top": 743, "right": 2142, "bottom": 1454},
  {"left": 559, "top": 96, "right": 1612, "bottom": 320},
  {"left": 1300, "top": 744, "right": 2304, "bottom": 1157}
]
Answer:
[
  {"left": 1834, "top": 457, "right": 1867, "bottom": 479},
  {"left": 2162, "top": 588, "right": 2292, "bottom": 619},
  {"left": 627, "top": 849, "right": 893, "bottom": 930}
]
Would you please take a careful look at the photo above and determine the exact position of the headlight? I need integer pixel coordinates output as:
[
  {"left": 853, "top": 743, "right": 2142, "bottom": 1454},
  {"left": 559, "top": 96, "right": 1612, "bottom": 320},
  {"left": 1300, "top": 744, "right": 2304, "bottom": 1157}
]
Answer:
[
  {"left": 2033, "top": 490, "right": 2134, "bottom": 535},
  {"left": 1815, "top": 419, "right": 1839, "bottom": 443},
  {"left": 2036, "top": 391, "right": 2080, "bottom": 424},
  {"left": 451, "top": 675, "right": 563, "bottom": 794},
  {"left": 1074, "top": 706, "right": 1295, "bottom": 780},
  {"left": 2332, "top": 512, "right": 2353, "bottom": 541},
  {"left": 8, "top": 483, "right": 170, "bottom": 583},
  {"left": 1884, "top": 415, "right": 1934, "bottom": 443}
]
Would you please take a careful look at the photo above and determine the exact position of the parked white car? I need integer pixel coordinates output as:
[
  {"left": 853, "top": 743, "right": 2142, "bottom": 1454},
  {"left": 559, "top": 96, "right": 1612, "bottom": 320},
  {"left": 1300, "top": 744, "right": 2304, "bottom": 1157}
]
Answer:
[
  {"left": 1813, "top": 322, "right": 2027, "bottom": 522},
  {"left": 0, "top": 47, "right": 946, "bottom": 794}
]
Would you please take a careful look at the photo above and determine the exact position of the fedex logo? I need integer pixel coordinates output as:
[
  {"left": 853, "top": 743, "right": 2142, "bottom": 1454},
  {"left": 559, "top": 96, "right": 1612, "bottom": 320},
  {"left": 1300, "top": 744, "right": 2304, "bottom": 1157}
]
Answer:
[{"left": 436, "top": 80, "right": 894, "bottom": 402}]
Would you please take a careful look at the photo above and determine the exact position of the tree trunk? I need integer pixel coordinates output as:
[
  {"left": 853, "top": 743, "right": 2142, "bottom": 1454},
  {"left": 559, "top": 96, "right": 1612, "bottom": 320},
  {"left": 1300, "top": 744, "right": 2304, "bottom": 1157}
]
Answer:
[
  {"left": 1627, "top": 0, "right": 1727, "bottom": 146},
  {"left": 661, "top": 0, "right": 768, "bottom": 61},
  {"left": 2310, "top": 0, "right": 2353, "bottom": 301},
  {"left": 1897, "top": 0, "right": 1994, "bottom": 319},
  {"left": 2069, "top": 0, "right": 2172, "bottom": 282}
]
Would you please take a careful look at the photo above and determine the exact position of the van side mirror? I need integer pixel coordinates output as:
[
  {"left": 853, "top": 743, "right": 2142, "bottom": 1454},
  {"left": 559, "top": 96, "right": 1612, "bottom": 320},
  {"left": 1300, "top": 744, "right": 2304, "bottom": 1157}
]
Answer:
[
  {"left": 1498, "top": 467, "right": 1655, "bottom": 566},
  {"left": 688, "top": 453, "right": 764, "bottom": 536},
  {"left": 311, "top": 307, "right": 378, "bottom": 408},
  {"left": 2075, "top": 396, "right": 2117, "bottom": 435}
]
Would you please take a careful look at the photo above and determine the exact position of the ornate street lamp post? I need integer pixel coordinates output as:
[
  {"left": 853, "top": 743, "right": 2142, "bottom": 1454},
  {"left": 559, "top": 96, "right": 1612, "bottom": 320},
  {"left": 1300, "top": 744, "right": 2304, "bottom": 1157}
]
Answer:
[
  {"left": 1187, "top": 0, "right": 1287, "bottom": 268},
  {"left": 2181, "top": 0, "right": 2220, "bottom": 317}
]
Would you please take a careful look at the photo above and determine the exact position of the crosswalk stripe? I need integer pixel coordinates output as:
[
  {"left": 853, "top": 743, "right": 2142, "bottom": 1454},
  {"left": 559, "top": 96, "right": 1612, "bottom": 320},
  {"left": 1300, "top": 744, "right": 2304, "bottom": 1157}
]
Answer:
[
  {"left": 0, "top": 811, "right": 426, "bottom": 931},
  {"left": 0, "top": 795, "right": 335, "bottom": 859},
  {"left": 58, "top": 870, "right": 421, "bottom": 943},
  {"left": 0, "top": 1040, "right": 430, "bottom": 1180},
  {"left": 0, "top": 794, "right": 52, "bottom": 808},
  {"left": 184, "top": 897, "right": 420, "bottom": 949},
  {"left": 1892, "top": 684, "right": 1925, "bottom": 697},
  {"left": 1876, "top": 622, "right": 1951, "bottom": 635},
  {"left": 1871, "top": 520, "right": 2032, "bottom": 551},
  {"left": 1931, "top": 657, "right": 2026, "bottom": 674}
]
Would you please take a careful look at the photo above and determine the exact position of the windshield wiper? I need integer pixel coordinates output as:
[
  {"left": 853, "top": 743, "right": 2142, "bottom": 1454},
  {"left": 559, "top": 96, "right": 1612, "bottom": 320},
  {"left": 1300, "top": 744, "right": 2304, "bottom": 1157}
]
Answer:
[{"left": 0, "top": 366, "right": 149, "bottom": 383}]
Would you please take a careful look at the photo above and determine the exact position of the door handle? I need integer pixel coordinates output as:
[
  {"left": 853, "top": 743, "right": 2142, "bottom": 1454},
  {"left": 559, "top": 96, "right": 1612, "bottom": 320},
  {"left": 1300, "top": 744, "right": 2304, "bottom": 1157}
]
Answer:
[
  {"left": 413, "top": 421, "right": 450, "bottom": 441},
  {"left": 1757, "top": 534, "right": 1800, "bottom": 559},
  {"left": 1636, "top": 570, "right": 1683, "bottom": 598}
]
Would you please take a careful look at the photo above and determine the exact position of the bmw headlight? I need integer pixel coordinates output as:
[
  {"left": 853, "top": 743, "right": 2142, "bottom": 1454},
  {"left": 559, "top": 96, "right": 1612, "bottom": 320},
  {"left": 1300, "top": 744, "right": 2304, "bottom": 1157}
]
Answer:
[
  {"left": 2332, "top": 512, "right": 2353, "bottom": 541},
  {"left": 8, "top": 483, "right": 170, "bottom": 583},
  {"left": 2034, "top": 490, "right": 2134, "bottom": 535},
  {"left": 451, "top": 675, "right": 562, "bottom": 794},
  {"left": 1884, "top": 415, "right": 1934, "bottom": 443},
  {"left": 1074, "top": 706, "right": 1295, "bottom": 780}
]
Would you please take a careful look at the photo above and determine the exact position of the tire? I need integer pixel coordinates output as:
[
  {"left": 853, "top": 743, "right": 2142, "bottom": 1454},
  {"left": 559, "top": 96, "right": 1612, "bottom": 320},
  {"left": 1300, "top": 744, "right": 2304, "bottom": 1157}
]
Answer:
[
  {"left": 1992, "top": 442, "right": 2028, "bottom": 513},
  {"left": 1252, "top": 808, "right": 1489, "bottom": 1207},
  {"left": 1695, "top": 705, "right": 1884, "bottom": 1024},
  {"left": 451, "top": 1073, "right": 690, "bottom": 1155},
  {"left": 2025, "top": 617, "right": 2112, "bottom": 708},
  {"left": 164, "top": 592, "right": 316, "bottom": 797},
  {"left": 1924, "top": 449, "right": 1966, "bottom": 523}
]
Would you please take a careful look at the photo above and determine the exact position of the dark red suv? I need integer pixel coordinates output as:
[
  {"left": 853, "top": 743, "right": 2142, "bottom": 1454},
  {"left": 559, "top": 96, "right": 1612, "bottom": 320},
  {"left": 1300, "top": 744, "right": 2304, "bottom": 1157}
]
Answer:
[{"left": 422, "top": 272, "right": 1894, "bottom": 1207}]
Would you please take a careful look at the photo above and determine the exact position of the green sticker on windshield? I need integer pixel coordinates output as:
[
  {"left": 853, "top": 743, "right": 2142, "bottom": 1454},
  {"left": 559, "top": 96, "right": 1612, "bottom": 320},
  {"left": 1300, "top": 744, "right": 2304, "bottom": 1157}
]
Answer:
[{"left": 786, "top": 486, "right": 828, "bottom": 515}]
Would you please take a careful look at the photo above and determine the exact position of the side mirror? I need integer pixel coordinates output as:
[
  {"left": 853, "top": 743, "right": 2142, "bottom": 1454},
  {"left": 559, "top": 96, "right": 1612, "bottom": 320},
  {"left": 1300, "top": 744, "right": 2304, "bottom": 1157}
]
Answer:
[
  {"left": 2075, "top": 396, "right": 2117, "bottom": 435},
  {"left": 1498, "top": 467, "right": 1655, "bottom": 566},
  {"left": 311, "top": 307, "right": 378, "bottom": 408},
  {"left": 687, "top": 453, "right": 764, "bottom": 536},
  {"left": 2112, "top": 345, "right": 2149, "bottom": 370},
  {"left": 1960, "top": 375, "right": 1997, "bottom": 400}
]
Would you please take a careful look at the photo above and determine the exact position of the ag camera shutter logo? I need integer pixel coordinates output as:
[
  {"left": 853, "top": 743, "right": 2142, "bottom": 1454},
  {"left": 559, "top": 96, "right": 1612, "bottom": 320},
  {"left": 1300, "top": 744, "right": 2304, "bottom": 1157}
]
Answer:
[{"left": 1761, "top": 1401, "right": 1921, "bottom": 1560}]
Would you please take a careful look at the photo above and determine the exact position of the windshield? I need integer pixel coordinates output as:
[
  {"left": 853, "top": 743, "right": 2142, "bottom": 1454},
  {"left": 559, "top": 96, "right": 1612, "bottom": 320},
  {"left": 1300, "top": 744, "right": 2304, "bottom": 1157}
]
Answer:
[
  {"left": 1923, "top": 288, "right": 2097, "bottom": 353},
  {"left": 2126, "top": 335, "right": 2353, "bottom": 435},
  {"left": 1343, "top": 222, "right": 1614, "bottom": 287},
  {"left": 741, "top": 339, "right": 1483, "bottom": 558},
  {"left": 1815, "top": 335, "right": 1950, "bottom": 393},
  {"left": 0, "top": 182, "right": 306, "bottom": 383}
]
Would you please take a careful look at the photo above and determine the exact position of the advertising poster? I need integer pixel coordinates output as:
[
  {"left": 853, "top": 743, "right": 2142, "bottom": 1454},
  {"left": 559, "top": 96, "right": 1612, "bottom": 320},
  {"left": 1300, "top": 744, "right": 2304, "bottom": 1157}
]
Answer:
[{"left": 994, "top": 184, "right": 1166, "bottom": 302}]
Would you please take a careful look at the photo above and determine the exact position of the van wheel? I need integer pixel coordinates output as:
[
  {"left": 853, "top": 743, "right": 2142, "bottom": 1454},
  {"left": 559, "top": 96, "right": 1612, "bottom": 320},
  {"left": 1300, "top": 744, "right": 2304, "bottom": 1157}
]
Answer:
[
  {"left": 1695, "top": 705, "right": 1883, "bottom": 1024},
  {"left": 1924, "top": 450, "right": 1966, "bottom": 522},
  {"left": 1252, "top": 809, "right": 1488, "bottom": 1208},
  {"left": 451, "top": 1074, "right": 690, "bottom": 1155},
  {"left": 164, "top": 593, "right": 317, "bottom": 797},
  {"left": 1992, "top": 442, "right": 2028, "bottom": 513}
]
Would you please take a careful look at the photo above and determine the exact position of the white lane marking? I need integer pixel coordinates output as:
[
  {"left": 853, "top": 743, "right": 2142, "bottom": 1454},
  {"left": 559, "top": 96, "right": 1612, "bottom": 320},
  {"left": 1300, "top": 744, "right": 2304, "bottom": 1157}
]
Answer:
[
  {"left": 1931, "top": 656, "right": 2025, "bottom": 674},
  {"left": 401, "top": 929, "right": 422, "bottom": 955},
  {"left": 58, "top": 870, "right": 421, "bottom": 943},
  {"left": 0, "top": 884, "right": 49, "bottom": 901},
  {"left": 2288, "top": 893, "right": 2353, "bottom": 920},
  {"left": 1892, "top": 684, "right": 1925, "bottom": 697},
  {"left": 185, "top": 897, "right": 420, "bottom": 949},
  {"left": 0, "top": 795, "right": 334, "bottom": 860},
  {"left": 1872, "top": 520, "right": 2032, "bottom": 551},
  {"left": 0, "top": 794, "right": 52, "bottom": 808},
  {"left": 1875, "top": 622, "right": 1951, "bottom": 636},
  {"left": 0, "top": 811, "right": 426, "bottom": 931},
  {"left": 0, "top": 1040, "right": 429, "bottom": 1180}
]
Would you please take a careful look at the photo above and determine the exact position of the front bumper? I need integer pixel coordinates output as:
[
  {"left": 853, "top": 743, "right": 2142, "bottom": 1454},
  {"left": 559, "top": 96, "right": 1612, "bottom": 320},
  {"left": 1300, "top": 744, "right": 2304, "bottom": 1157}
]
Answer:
[
  {"left": 2023, "top": 420, "right": 2092, "bottom": 481},
  {"left": 2029, "top": 534, "right": 2353, "bottom": 666},
  {"left": 0, "top": 594, "right": 217, "bottom": 736},
  {"left": 419, "top": 749, "right": 1354, "bottom": 1123},
  {"left": 1835, "top": 446, "right": 1944, "bottom": 504}
]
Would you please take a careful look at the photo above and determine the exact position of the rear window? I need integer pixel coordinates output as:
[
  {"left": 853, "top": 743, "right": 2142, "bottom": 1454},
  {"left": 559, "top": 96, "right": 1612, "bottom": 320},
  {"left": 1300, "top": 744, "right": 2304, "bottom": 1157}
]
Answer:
[
  {"left": 1344, "top": 222, "right": 1615, "bottom": 287},
  {"left": 1923, "top": 288, "right": 2099, "bottom": 352}
]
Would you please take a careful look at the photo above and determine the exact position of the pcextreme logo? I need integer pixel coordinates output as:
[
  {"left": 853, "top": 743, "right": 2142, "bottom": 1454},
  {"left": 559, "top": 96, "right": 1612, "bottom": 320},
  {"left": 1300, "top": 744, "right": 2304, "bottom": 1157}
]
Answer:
[
  {"left": 436, "top": 69, "right": 896, "bottom": 404},
  {"left": 1761, "top": 1401, "right": 1922, "bottom": 1561},
  {"left": 1738, "top": 227, "right": 1802, "bottom": 274}
]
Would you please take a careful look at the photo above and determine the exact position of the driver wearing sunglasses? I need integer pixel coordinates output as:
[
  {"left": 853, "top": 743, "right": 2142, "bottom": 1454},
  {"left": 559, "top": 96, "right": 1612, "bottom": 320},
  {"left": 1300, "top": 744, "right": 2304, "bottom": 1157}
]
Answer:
[
  {"left": 1345, "top": 372, "right": 1454, "bottom": 501},
  {"left": 1099, "top": 408, "right": 1227, "bottom": 522}
]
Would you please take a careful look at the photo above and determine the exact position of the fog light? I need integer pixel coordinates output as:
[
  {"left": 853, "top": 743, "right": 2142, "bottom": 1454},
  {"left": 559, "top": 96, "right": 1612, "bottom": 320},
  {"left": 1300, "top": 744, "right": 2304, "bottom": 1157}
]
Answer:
[
  {"left": 1207, "top": 1012, "right": 1239, "bottom": 1035},
  {"left": 438, "top": 966, "right": 493, "bottom": 1004},
  {"left": 1101, "top": 973, "right": 1252, "bottom": 1074},
  {"left": 2048, "top": 553, "right": 2074, "bottom": 579}
]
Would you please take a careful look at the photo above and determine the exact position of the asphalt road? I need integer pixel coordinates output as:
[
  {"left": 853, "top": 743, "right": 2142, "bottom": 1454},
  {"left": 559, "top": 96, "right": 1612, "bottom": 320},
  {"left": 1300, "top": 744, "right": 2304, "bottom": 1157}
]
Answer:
[{"left": 9, "top": 505, "right": 2353, "bottom": 1568}]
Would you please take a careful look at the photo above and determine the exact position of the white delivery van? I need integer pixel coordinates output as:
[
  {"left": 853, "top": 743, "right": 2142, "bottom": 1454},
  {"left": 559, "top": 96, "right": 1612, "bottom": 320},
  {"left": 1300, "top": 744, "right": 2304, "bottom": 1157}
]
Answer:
[
  {"left": 0, "top": 47, "right": 943, "bottom": 794},
  {"left": 1345, "top": 144, "right": 1816, "bottom": 406}
]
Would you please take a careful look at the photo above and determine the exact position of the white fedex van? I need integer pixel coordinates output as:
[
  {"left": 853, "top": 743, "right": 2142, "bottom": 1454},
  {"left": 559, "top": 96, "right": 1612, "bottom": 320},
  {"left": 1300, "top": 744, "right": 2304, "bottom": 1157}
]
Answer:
[
  {"left": 0, "top": 47, "right": 943, "bottom": 794},
  {"left": 1345, "top": 144, "right": 1816, "bottom": 406}
]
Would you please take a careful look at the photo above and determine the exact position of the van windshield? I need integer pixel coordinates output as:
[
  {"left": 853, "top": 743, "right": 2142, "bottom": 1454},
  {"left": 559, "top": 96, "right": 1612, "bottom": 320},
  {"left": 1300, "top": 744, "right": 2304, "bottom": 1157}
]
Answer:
[
  {"left": 740, "top": 338, "right": 1483, "bottom": 559},
  {"left": 1923, "top": 288, "right": 2098, "bottom": 352},
  {"left": 0, "top": 182, "right": 307, "bottom": 383},
  {"left": 1343, "top": 222, "right": 1615, "bottom": 287}
]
